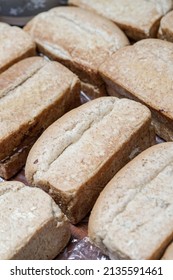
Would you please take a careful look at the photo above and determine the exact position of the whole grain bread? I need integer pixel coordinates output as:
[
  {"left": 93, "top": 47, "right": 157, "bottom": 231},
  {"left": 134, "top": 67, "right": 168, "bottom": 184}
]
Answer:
[
  {"left": 0, "top": 22, "right": 36, "bottom": 74},
  {"left": 89, "top": 142, "right": 173, "bottom": 260},
  {"left": 24, "top": 6, "right": 129, "bottom": 99},
  {"left": 69, "top": 0, "right": 173, "bottom": 41},
  {"left": 0, "top": 181, "right": 70, "bottom": 260},
  {"left": 0, "top": 57, "right": 80, "bottom": 179},
  {"left": 158, "top": 11, "right": 173, "bottom": 42},
  {"left": 99, "top": 39, "right": 173, "bottom": 141},
  {"left": 25, "top": 97, "right": 155, "bottom": 224}
]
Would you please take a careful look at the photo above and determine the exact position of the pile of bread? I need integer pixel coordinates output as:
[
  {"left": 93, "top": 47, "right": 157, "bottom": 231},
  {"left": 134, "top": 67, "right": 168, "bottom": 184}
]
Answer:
[{"left": 1, "top": 0, "right": 173, "bottom": 260}]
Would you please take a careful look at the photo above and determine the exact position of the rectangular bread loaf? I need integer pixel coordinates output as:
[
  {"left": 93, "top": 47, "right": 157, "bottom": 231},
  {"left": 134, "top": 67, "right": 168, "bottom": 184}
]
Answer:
[
  {"left": 24, "top": 6, "right": 129, "bottom": 99},
  {"left": 69, "top": 0, "right": 173, "bottom": 40},
  {"left": 25, "top": 97, "right": 155, "bottom": 224},
  {"left": 158, "top": 11, "right": 173, "bottom": 42},
  {"left": 99, "top": 39, "right": 173, "bottom": 141},
  {"left": 0, "top": 181, "right": 70, "bottom": 260},
  {"left": 89, "top": 143, "right": 173, "bottom": 260},
  {"left": 0, "top": 57, "right": 80, "bottom": 179},
  {"left": 0, "top": 22, "right": 36, "bottom": 73}
]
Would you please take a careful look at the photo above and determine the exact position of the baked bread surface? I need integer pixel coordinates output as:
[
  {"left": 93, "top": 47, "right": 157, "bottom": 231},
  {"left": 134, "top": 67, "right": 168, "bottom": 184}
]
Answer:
[
  {"left": 24, "top": 6, "right": 129, "bottom": 98},
  {"left": 99, "top": 39, "right": 173, "bottom": 141},
  {"left": 69, "top": 0, "right": 173, "bottom": 40},
  {"left": 0, "top": 57, "right": 80, "bottom": 179},
  {"left": 0, "top": 181, "right": 70, "bottom": 260},
  {"left": 0, "top": 23, "right": 36, "bottom": 73},
  {"left": 89, "top": 142, "right": 173, "bottom": 260},
  {"left": 25, "top": 97, "right": 154, "bottom": 224},
  {"left": 158, "top": 11, "right": 173, "bottom": 42}
]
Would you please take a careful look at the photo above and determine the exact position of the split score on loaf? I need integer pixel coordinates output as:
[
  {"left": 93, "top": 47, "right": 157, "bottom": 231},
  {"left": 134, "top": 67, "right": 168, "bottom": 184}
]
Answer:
[
  {"left": 0, "top": 57, "right": 80, "bottom": 179},
  {"left": 89, "top": 142, "right": 173, "bottom": 260},
  {"left": 25, "top": 97, "right": 155, "bottom": 224}
]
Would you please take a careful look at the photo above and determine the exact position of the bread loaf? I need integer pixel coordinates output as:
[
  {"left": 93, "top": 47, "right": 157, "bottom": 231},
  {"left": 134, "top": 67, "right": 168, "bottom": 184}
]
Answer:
[
  {"left": 89, "top": 142, "right": 173, "bottom": 260},
  {"left": 158, "top": 11, "right": 173, "bottom": 42},
  {"left": 69, "top": 0, "right": 173, "bottom": 40},
  {"left": 0, "top": 22, "right": 35, "bottom": 73},
  {"left": 0, "top": 57, "right": 80, "bottom": 179},
  {"left": 99, "top": 39, "right": 173, "bottom": 141},
  {"left": 24, "top": 6, "right": 129, "bottom": 99},
  {"left": 0, "top": 181, "right": 70, "bottom": 260},
  {"left": 25, "top": 97, "right": 155, "bottom": 224}
]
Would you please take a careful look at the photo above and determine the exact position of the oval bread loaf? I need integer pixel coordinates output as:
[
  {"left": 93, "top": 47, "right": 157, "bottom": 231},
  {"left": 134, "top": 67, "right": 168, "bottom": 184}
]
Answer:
[
  {"left": 24, "top": 6, "right": 129, "bottom": 99},
  {"left": 0, "top": 181, "right": 70, "bottom": 260},
  {"left": 25, "top": 97, "right": 155, "bottom": 224},
  {"left": 89, "top": 142, "right": 173, "bottom": 260}
]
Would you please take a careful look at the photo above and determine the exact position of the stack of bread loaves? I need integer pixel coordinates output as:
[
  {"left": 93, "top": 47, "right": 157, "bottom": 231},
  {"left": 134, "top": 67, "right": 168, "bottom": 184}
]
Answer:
[{"left": 1, "top": 0, "right": 173, "bottom": 260}]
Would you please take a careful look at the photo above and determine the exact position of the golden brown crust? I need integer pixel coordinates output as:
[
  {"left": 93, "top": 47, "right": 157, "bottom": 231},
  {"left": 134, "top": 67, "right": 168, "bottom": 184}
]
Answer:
[
  {"left": 0, "top": 23, "right": 36, "bottom": 73},
  {"left": 0, "top": 181, "right": 70, "bottom": 260},
  {"left": 0, "top": 57, "right": 80, "bottom": 179},
  {"left": 158, "top": 11, "right": 173, "bottom": 42},
  {"left": 100, "top": 39, "right": 173, "bottom": 141},
  {"left": 24, "top": 6, "right": 129, "bottom": 98},
  {"left": 89, "top": 142, "right": 173, "bottom": 260},
  {"left": 25, "top": 97, "right": 154, "bottom": 224},
  {"left": 69, "top": 0, "right": 173, "bottom": 40}
]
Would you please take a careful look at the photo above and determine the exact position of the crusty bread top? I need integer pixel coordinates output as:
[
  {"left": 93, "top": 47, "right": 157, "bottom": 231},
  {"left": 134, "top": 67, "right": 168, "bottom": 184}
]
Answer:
[
  {"left": 0, "top": 23, "right": 35, "bottom": 73},
  {"left": 25, "top": 97, "right": 151, "bottom": 193},
  {"left": 0, "top": 181, "right": 67, "bottom": 260},
  {"left": 24, "top": 6, "right": 129, "bottom": 85},
  {"left": 89, "top": 142, "right": 173, "bottom": 259},
  {"left": 0, "top": 57, "right": 79, "bottom": 161},
  {"left": 69, "top": 0, "right": 173, "bottom": 40},
  {"left": 100, "top": 39, "right": 173, "bottom": 121},
  {"left": 158, "top": 10, "right": 173, "bottom": 41}
]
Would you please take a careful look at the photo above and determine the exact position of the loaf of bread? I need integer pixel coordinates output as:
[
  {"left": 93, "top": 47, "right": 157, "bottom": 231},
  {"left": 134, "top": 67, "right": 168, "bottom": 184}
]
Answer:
[
  {"left": 24, "top": 6, "right": 129, "bottom": 99},
  {"left": 89, "top": 142, "right": 173, "bottom": 260},
  {"left": 162, "top": 242, "right": 173, "bottom": 259},
  {"left": 0, "top": 22, "right": 36, "bottom": 74},
  {"left": 0, "top": 181, "right": 70, "bottom": 260},
  {"left": 25, "top": 97, "right": 155, "bottom": 224},
  {"left": 100, "top": 39, "right": 173, "bottom": 141},
  {"left": 0, "top": 57, "right": 80, "bottom": 179},
  {"left": 158, "top": 11, "right": 173, "bottom": 42},
  {"left": 69, "top": 0, "right": 173, "bottom": 41}
]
